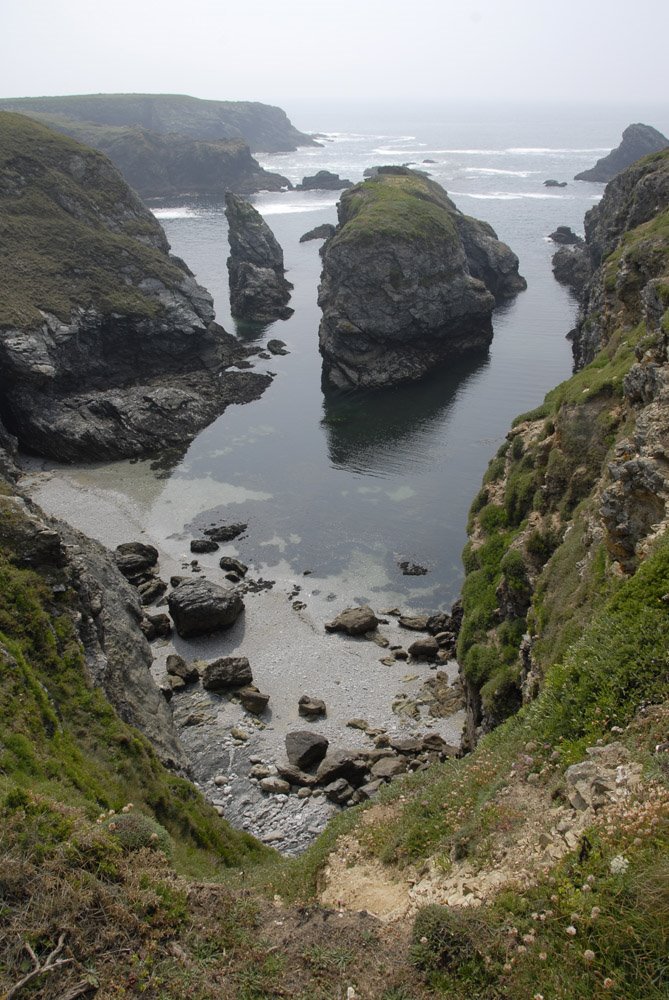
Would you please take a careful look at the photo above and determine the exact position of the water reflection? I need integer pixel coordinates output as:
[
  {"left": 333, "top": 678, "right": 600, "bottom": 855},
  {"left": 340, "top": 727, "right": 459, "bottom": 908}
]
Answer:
[{"left": 320, "top": 350, "right": 490, "bottom": 477}]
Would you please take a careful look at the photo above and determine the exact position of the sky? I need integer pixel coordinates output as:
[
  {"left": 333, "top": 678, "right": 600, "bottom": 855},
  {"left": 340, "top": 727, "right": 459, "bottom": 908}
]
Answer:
[{"left": 2, "top": 0, "right": 668, "bottom": 120}]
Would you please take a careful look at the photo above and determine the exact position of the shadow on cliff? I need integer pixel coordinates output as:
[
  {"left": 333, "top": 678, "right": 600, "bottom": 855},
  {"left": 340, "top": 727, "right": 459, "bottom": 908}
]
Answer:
[{"left": 320, "top": 350, "right": 490, "bottom": 476}]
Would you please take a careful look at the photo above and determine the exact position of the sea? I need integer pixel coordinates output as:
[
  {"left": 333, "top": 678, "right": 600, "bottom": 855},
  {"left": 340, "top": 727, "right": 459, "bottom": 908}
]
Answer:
[{"left": 58, "top": 103, "right": 669, "bottom": 613}]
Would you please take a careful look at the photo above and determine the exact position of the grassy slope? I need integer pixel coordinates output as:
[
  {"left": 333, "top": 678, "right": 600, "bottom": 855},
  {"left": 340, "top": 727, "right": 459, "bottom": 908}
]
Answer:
[{"left": 0, "top": 112, "right": 186, "bottom": 329}]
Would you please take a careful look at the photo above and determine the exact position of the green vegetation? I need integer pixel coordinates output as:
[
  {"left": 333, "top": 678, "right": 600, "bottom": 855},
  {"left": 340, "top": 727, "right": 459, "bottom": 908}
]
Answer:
[
  {"left": 0, "top": 111, "right": 187, "bottom": 328},
  {"left": 332, "top": 169, "right": 460, "bottom": 247}
]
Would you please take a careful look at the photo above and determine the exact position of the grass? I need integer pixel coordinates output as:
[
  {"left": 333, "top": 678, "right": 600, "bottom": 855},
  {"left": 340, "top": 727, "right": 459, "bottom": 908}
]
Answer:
[{"left": 0, "top": 111, "right": 188, "bottom": 328}]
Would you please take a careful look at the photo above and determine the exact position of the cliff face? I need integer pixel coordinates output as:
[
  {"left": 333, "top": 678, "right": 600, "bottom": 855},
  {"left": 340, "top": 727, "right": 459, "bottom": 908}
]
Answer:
[
  {"left": 0, "top": 92, "right": 317, "bottom": 153},
  {"left": 0, "top": 113, "right": 270, "bottom": 461},
  {"left": 28, "top": 119, "right": 291, "bottom": 198},
  {"left": 224, "top": 193, "right": 293, "bottom": 322},
  {"left": 575, "top": 122, "right": 669, "bottom": 182},
  {"left": 318, "top": 168, "right": 525, "bottom": 389},
  {"left": 458, "top": 150, "right": 669, "bottom": 749}
]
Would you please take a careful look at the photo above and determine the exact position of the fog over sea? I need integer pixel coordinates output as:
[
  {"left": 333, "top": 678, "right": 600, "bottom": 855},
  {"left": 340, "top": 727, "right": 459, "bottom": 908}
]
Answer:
[{"left": 72, "top": 104, "right": 669, "bottom": 611}]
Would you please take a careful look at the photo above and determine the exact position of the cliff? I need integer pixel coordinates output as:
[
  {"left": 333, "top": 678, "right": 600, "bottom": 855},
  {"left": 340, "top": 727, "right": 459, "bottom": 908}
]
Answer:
[
  {"left": 0, "top": 112, "right": 270, "bottom": 461},
  {"left": 318, "top": 167, "right": 526, "bottom": 388},
  {"left": 0, "top": 92, "right": 317, "bottom": 153},
  {"left": 224, "top": 193, "right": 293, "bottom": 322},
  {"left": 456, "top": 149, "right": 669, "bottom": 748},
  {"left": 23, "top": 116, "right": 291, "bottom": 198},
  {"left": 575, "top": 122, "right": 669, "bottom": 182}
]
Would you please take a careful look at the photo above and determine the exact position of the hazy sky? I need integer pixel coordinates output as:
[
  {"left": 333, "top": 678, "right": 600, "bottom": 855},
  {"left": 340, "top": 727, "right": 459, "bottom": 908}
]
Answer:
[{"left": 2, "top": 0, "right": 667, "bottom": 115}]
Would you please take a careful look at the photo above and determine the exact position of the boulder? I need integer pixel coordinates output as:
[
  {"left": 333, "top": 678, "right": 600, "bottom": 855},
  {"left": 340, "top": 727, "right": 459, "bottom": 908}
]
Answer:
[
  {"left": 285, "top": 731, "right": 329, "bottom": 769},
  {"left": 276, "top": 763, "right": 319, "bottom": 787},
  {"left": 204, "top": 522, "right": 247, "bottom": 542},
  {"left": 260, "top": 776, "right": 291, "bottom": 795},
  {"left": 575, "top": 123, "right": 669, "bottom": 182},
  {"left": 166, "top": 653, "right": 199, "bottom": 684},
  {"left": 298, "top": 695, "right": 327, "bottom": 719},
  {"left": 115, "top": 541, "right": 159, "bottom": 579},
  {"left": 316, "top": 750, "right": 369, "bottom": 786},
  {"left": 325, "top": 605, "right": 379, "bottom": 635},
  {"left": 167, "top": 578, "right": 244, "bottom": 637},
  {"left": 398, "top": 614, "right": 429, "bottom": 631},
  {"left": 300, "top": 223, "right": 336, "bottom": 243},
  {"left": 267, "top": 339, "right": 289, "bottom": 355},
  {"left": 201, "top": 656, "right": 253, "bottom": 691},
  {"left": 297, "top": 170, "right": 353, "bottom": 191},
  {"left": 224, "top": 192, "right": 293, "bottom": 322},
  {"left": 140, "top": 612, "right": 172, "bottom": 640},
  {"left": 238, "top": 685, "right": 270, "bottom": 714},
  {"left": 219, "top": 556, "right": 248, "bottom": 576},
  {"left": 137, "top": 576, "right": 167, "bottom": 605},
  {"left": 408, "top": 636, "right": 440, "bottom": 661},
  {"left": 371, "top": 756, "right": 406, "bottom": 780},
  {"left": 190, "top": 538, "right": 219, "bottom": 553},
  {"left": 324, "top": 778, "right": 355, "bottom": 804}
]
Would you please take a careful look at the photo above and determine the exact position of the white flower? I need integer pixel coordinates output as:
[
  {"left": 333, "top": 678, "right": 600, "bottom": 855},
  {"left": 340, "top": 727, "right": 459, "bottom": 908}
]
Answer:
[
  {"left": 566, "top": 925, "right": 577, "bottom": 936},
  {"left": 609, "top": 854, "right": 629, "bottom": 875}
]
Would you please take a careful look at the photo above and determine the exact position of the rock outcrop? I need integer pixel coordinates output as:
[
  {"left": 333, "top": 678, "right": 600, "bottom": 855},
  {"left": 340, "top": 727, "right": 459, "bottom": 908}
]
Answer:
[
  {"left": 317, "top": 167, "right": 525, "bottom": 388},
  {"left": 575, "top": 123, "right": 669, "bottom": 182},
  {"left": 0, "top": 92, "right": 318, "bottom": 153},
  {"left": 551, "top": 244, "right": 592, "bottom": 298},
  {"left": 300, "top": 223, "right": 336, "bottom": 243},
  {"left": 458, "top": 149, "right": 669, "bottom": 750},
  {"left": 0, "top": 113, "right": 270, "bottom": 461},
  {"left": 224, "top": 193, "right": 294, "bottom": 322},
  {"left": 297, "top": 170, "right": 352, "bottom": 191}
]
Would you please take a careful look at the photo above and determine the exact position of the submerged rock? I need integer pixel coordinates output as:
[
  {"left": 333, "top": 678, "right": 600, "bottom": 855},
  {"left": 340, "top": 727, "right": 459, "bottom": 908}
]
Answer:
[
  {"left": 575, "top": 123, "right": 669, "bottom": 182},
  {"left": 224, "top": 192, "right": 293, "bottom": 322},
  {"left": 317, "top": 167, "right": 525, "bottom": 388}
]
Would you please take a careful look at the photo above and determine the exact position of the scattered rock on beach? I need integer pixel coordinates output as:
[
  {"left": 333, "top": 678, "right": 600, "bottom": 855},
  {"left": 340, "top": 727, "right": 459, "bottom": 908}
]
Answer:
[
  {"left": 285, "top": 731, "right": 329, "bottom": 769},
  {"left": 201, "top": 656, "right": 253, "bottom": 691},
  {"left": 204, "top": 522, "right": 247, "bottom": 542},
  {"left": 167, "top": 578, "right": 244, "bottom": 638},
  {"left": 298, "top": 695, "right": 327, "bottom": 720},
  {"left": 324, "top": 606, "right": 379, "bottom": 635}
]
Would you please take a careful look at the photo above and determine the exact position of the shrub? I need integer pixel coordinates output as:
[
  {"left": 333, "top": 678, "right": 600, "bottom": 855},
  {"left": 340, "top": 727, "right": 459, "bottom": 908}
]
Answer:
[
  {"left": 101, "top": 810, "right": 172, "bottom": 856},
  {"left": 410, "top": 905, "right": 484, "bottom": 974}
]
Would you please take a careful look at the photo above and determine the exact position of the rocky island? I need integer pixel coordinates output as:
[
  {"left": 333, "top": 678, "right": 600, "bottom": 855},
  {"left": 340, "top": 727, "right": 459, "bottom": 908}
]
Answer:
[
  {"left": 318, "top": 167, "right": 526, "bottom": 388},
  {"left": 0, "top": 112, "right": 270, "bottom": 461},
  {"left": 574, "top": 122, "right": 669, "bottom": 182},
  {"left": 225, "top": 192, "right": 294, "bottom": 322}
]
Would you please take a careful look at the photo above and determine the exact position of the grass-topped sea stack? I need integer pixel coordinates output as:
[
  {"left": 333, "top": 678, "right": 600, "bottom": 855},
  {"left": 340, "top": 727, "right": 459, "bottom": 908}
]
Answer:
[{"left": 317, "top": 167, "right": 526, "bottom": 389}]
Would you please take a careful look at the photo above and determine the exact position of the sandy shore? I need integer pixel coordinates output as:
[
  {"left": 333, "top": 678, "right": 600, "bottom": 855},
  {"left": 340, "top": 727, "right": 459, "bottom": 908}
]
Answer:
[{"left": 21, "top": 458, "right": 464, "bottom": 853}]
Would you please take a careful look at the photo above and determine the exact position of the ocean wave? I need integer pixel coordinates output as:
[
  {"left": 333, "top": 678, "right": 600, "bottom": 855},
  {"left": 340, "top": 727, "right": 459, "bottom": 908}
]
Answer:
[
  {"left": 507, "top": 146, "right": 610, "bottom": 154},
  {"left": 257, "top": 199, "right": 339, "bottom": 215},
  {"left": 151, "top": 207, "right": 200, "bottom": 219},
  {"left": 463, "top": 167, "right": 540, "bottom": 177},
  {"left": 448, "top": 190, "right": 573, "bottom": 201}
]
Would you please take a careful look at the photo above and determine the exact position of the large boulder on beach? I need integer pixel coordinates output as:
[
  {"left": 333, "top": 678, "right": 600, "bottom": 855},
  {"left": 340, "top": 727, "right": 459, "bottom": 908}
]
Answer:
[
  {"left": 115, "top": 541, "right": 159, "bottom": 579},
  {"left": 167, "top": 578, "right": 244, "bottom": 638},
  {"left": 324, "top": 606, "right": 379, "bottom": 635},
  {"left": 201, "top": 656, "right": 253, "bottom": 691},
  {"left": 224, "top": 192, "right": 293, "bottom": 322},
  {"left": 285, "top": 730, "right": 329, "bottom": 769}
]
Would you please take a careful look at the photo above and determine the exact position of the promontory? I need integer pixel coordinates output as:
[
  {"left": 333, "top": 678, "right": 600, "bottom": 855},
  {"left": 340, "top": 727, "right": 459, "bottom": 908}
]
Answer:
[{"left": 318, "top": 167, "right": 526, "bottom": 388}]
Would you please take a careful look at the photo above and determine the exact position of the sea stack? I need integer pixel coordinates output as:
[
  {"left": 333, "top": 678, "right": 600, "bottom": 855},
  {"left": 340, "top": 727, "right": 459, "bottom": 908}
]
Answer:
[
  {"left": 317, "top": 167, "right": 525, "bottom": 389},
  {"left": 224, "top": 193, "right": 293, "bottom": 322},
  {"left": 575, "top": 123, "right": 669, "bottom": 182}
]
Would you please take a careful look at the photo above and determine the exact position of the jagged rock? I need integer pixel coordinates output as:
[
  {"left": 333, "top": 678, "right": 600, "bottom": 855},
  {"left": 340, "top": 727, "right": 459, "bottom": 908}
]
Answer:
[
  {"left": 398, "top": 614, "right": 429, "bottom": 631},
  {"left": 399, "top": 560, "right": 428, "bottom": 576},
  {"left": 548, "top": 226, "right": 582, "bottom": 245},
  {"left": 137, "top": 575, "right": 167, "bottom": 605},
  {"left": 318, "top": 168, "right": 525, "bottom": 389},
  {"left": 388, "top": 736, "right": 423, "bottom": 754},
  {"left": 190, "top": 538, "right": 219, "bottom": 554},
  {"left": 298, "top": 695, "right": 327, "bottom": 719},
  {"left": 371, "top": 756, "right": 406, "bottom": 780},
  {"left": 316, "top": 750, "right": 369, "bottom": 786},
  {"left": 552, "top": 244, "right": 592, "bottom": 298},
  {"left": 204, "top": 522, "right": 247, "bottom": 542},
  {"left": 140, "top": 612, "right": 172, "bottom": 640},
  {"left": 300, "top": 223, "right": 336, "bottom": 243},
  {"left": 575, "top": 123, "right": 669, "bottom": 182},
  {"left": 285, "top": 731, "right": 329, "bottom": 769},
  {"left": 544, "top": 179, "right": 567, "bottom": 187},
  {"left": 324, "top": 778, "right": 355, "bottom": 804},
  {"left": 115, "top": 542, "right": 159, "bottom": 579},
  {"left": 167, "top": 578, "right": 244, "bottom": 638},
  {"left": 275, "top": 763, "right": 318, "bottom": 787},
  {"left": 224, "top": 192, "right": 293, "bottom": 322},
  {"left": 218, "top": 556, "right": 248, "bottom": 576},
  {"left": 324, "top": 606, "right": 379, "bottom": 635},
  {"left": 166, "top": 653, "right": 199, "bottom": 684},
  {"left": 201, "top": 656, "right": 252, "bottom": 691},
  {"left": 267, "top": 339, "right": 289, "bottom": 355},
  {"left": 239, "top": 685, "right": 270, "bottom": 714},
  {"left": 297, "top": 170, "right": 353, "bottom": 191},
  {"left": 358, "top": 779, "right": 384, "bottom": 800}
]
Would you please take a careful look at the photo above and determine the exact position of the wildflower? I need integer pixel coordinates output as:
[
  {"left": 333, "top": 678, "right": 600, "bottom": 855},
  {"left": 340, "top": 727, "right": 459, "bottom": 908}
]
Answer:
[
  {"left": 503, "top": 962, "right": 513, "bottom": 972},
  {"left": 566, "top": 925, "right": 577, "bottom": 936},
  {"left": 522, "top": 933, "right": 535, "bottom": 944},
  {"left": 550, "top": 894, "right": 559, "bottom": 902},
  {"left": 583, "top": 950, "right": 595, "bottom": 963},
  {"left": 122, "top": 803, "right": 134, "bottom": 813},
  {"left": 531, "top": 911, "right": 539, "bottom": 920},
  {"left": 533, "top": 994, "right": 545, "bottom": 1000},
  {"left": 420, "top": 936, "right": 428, "bottom": 944},
  {"left": 609, "top": 855, "right": 629, "bottom": 875},
  {"left": 591, "top": 906, "right": 601, "bottom": 919},
  {"left": 539, "top": 952, "right": 547, "bottom": 961},
  {"left": 517, "top": 945, "right": 527, "bottom": 954},
  {"left": 582, "top": 884, "right": 592, "bottom": 893},
  {"left": 603, "top": 978, "right": 615, "bottom": 989}
]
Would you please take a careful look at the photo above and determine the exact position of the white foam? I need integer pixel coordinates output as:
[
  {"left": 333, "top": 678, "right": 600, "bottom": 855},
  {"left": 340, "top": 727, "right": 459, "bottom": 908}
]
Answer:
[
  {"left": 151, "top": 207, "right": 200, "bottom": 219},
  {"left": 463, "top": 167, "right": 540, "bottom": 177},
  {"left": 449, "top": 190, "right": 573, "bottom": 201},
  {"left": 506, "top": 147, "right": 610, "bottom": 154},
  {"left": 256, "top": 199, "right": 338, "bottom": 216}
]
